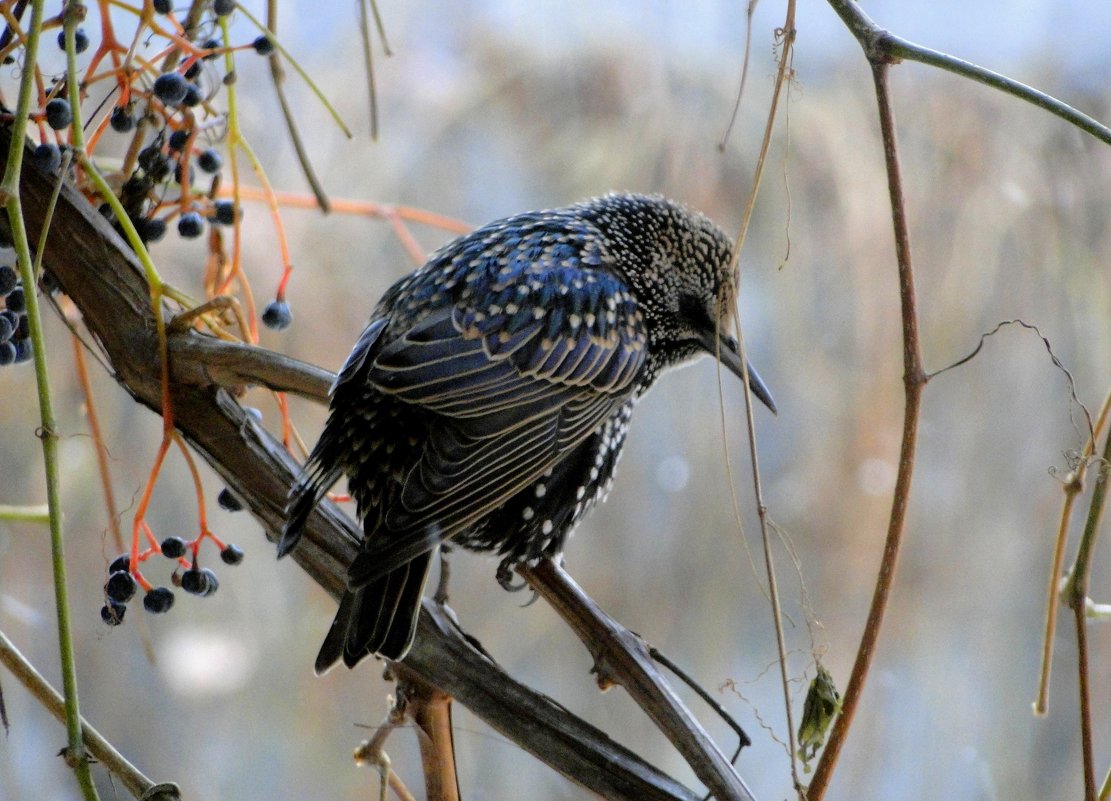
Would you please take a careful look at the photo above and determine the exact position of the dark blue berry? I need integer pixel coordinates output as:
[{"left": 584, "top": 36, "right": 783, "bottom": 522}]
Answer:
[
  {"left": 160, "top": 536, "right": 187, "bottom": 558},
  {"left": 153, "top": 72, "right": 188, "bottom": 105},
  {"left": 211, "top": 200, "right": 237, "bottom": 225},
  {"left": 181, "top": 83, "right": 202, "bottom": 107},
  {"left": 45, "top": 98, "right": 72, "bottom": 130},
  {"left": 180, "top": 567, "right": 210, "bottom": 595},
  {"left": 108, "top": 553, "right": 130, "bottom": 574},
  {"left": 261, "top": 300, "right": 291, "bottom": 331},
  {"left": 0, "top": 265, "right": 16, "bottom": 295},
  {"left": 202, "top": 38, "right": 221, "bottom": 59},
  {"left": 0, "top": 342, "right": 15, "bottom": 365},
  {"left": 105, "top": 570, "right": 137, "bottom": 603},
  {"left": 220, "top": 544, "right": 244, "bottom": 565},
  {"left": 200, "top": 569, "right": 219, "bottom": 597},
  {"left": 12, "top": 339, "right": 31, "bottom": 363},
  {"left": 135, "top": 216, "right": 167, "bottom": 243},
  {"left": 167, "top": 129, "right": 189, "bottom": 151},
  {"left": 213, "top": 0, "right": 235, "bottom": 16},
  {"left": 14, "top": 314, "right": 29, "bottom": 341},
  {"left": 177, "top": 212, "right": 204, "bottom": 238},
  {"left": 143, "top": 587, "right": 175, "bottom": 613},
  {"left": 0, "top": 315, "right": 12, "bottom": 344},
  {"left": 101, "top": 600, "right": 126, "bottom": 626},
  {"left": 32, "top": 143, "right": 61, "bottom": 173},
  {"left": 252, "top": 36, "right": 274, "bottom": 56},
  {"left": 184, "top": 60, "right": 202, "bottom": 81},
  {"left": 138, "top": 146, "right": 171, "bottom": 181},
  {"left": 153, "top": 0, "right": 172, "bottom": 13},
  {"left": 109, "top": 107, "right": 134, "bottom": 133},
  {"left": 57, "top": 28, "right": 89, "bottom": 53},
  {"left": 217, "top": 488, "right": 243, "bottom": 511},
  {"left": 174, "top": 161, "right": 194, "bottom": 186},
  {"left": 197, "top": 148, "right": 221, "bottom": 173},
  {"left": 6, "top": 286, "right": 25, "bottom": 312}
]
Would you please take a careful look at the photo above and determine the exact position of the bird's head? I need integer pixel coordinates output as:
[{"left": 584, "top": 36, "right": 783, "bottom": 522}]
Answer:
[{"left": 585, "top": 193, "right": 776, "bottom": 413}]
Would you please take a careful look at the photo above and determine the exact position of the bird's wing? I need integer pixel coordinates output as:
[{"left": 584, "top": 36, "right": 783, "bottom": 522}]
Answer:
[
  {"left": 279, "top": 318, "right": 389, "bottom": 557},
  {"left": 346, "top": 264, "right": 648, "bottom": 587}
]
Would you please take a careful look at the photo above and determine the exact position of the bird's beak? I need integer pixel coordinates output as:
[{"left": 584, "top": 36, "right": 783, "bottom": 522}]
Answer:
[{"left": 697, "top": 330, "right": 777, "bottom": 415}]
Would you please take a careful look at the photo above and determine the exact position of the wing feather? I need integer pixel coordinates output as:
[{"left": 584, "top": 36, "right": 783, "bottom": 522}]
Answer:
[{"left": 341, "top": 254, "right": 648, "bottom": 586}]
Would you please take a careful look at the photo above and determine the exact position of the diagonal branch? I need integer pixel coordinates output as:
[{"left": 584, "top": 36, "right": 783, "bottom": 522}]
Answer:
[{"left": 520, "top": 560, "right": 758, "bottom": 801}]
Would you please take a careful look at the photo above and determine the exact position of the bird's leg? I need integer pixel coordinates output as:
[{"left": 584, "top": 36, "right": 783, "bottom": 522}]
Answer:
[
  {"left": 434, "top": 544, "right": 452, "bottom": 605},
  {"left": 496, "top": 557, "right": 529, "bottom": 592},
  {"left": 497, "top": 556, "right": 543, "bottom": 607}
]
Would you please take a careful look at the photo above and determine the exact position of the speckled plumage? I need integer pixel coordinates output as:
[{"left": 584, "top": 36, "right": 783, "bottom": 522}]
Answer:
[{"left": 281, "top": 193, "right": 775, "bottom": 671}]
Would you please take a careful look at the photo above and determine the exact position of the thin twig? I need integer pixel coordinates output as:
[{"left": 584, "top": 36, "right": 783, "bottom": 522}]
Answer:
[
  {"left": 1035, "top": 388, "right": 1111, "bottom": 715},
  {"left": 233, "top": 4, "right": 353, "bottom": 139},
  {"left": 824, "top": 0, "right": 1111, "bottom": 146},
  {"left": 930, "top": 319, "right": 1093, "bottom": 442},
  {"left": 805, "top": 60, "right": 927, "bottom": 800},
  {"left": 357, "top": 0, "right": 379, "bottom": 140},
  {"left": 0, "top": 629, "right": 180, "bottom": 800},
  {"left": 266, "top": 0, "right": 331, "bottom": 211},
  {"left": 648, "top": 646, "right": 751, "bottom": 801},
  {"left": 722, "top": 1, "right": 801, "bottom": 793},
  {"left": 1062, "top": 424, "right": 1111, "bottom": 801},
  {"left": 718, "top": 0, "right": 758, "bottom": 150}
]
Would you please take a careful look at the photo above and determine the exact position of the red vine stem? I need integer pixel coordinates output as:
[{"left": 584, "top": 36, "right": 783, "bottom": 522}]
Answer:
[{"left": 806, "top": 60, "right": 928, "bottom": 799}]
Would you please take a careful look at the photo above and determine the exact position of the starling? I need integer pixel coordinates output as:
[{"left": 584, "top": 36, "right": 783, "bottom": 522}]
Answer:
[{"left": 282, "top": 193, "right": 776, "bottom": 672}]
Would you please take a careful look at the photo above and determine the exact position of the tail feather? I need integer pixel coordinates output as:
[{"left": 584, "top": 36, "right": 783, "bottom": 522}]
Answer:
[
  {"left": 314, "top": 550, "right": 434, "bottom": 672},
  {"left": 379, "top": 551, "right": 434, "bottom": 659},
  {"left": 279, "top": 461, "right": 341, "bottom": 558}
]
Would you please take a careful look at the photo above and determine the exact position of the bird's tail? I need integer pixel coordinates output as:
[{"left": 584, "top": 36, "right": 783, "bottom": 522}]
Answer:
[{"left": 314, "top": 549, "right": 433, "bottom": 673}]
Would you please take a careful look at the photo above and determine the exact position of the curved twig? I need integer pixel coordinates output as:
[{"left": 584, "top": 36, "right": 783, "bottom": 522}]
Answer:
[
  {"left": 825, "top": 0, "right": 1111, "bottom": 146},
  {"left": 804, "top": 60, "right": 928, "bottom": 800}
]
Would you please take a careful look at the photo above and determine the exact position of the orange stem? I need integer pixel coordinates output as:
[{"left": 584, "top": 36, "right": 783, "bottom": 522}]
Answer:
[{"left": 71, "top": 332, "right": 123, "bottom": 555}]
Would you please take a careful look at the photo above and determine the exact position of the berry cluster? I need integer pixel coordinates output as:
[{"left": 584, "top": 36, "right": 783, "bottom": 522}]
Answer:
[
  {"left": 107, "top": 45, "right": 243, "bottom": 248},
  {"left": 0, "top": 265, "right": 34, "bottom": 365},
  {"left": 35, "top": 7, "right": 290, "bottom": 334},
  {"left": 100, "top": 489, "right": 246, "bottom": 626}
]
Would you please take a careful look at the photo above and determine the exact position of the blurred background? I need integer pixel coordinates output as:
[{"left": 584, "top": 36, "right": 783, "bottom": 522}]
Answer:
[{"left": 2, "top": 0, "right": 1111, "bottom": 799}]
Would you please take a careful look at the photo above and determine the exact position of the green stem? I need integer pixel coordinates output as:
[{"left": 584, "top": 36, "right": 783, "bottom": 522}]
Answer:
[
  {"left": 1064, "top": 423, "right": 1111, "bottom": 801},
  {"left": 63, "top": 1, "right": 86, "bottom": 153},
  {"left": 0, "top": 504, "right": 50, "bottom": 522},
  {"left": 1, "top": 2, "right": 99, "bottom": 799}
]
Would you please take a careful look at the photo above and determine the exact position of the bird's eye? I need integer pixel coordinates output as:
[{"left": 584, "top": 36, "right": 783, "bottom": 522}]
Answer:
[{"left": 677, "top": 294, "right": 715, "bottom": 335}]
